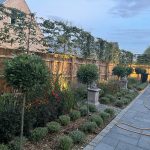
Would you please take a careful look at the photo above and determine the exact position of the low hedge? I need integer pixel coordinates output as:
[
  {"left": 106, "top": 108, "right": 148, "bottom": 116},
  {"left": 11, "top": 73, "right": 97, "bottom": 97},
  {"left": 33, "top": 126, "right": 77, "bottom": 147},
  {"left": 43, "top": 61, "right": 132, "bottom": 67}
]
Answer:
[
  {"left": 59, "top": 115, "right": 70, "bottom": 126},
  {"left": 69, "top": 110, "right": 81, "bottom": 121},
  {"left": 80, "top": 105, "right": 88, "bottom": 116},
  {"left": 105, "top": 94, "right": 116, "bottom": 103},
  {"left": 115, "top": 100, "right": 124, "bottom": 108},
  {"left": 9, "top": 136, "right": 27, "bottom": 150},
  {"left": 47, "top": 121, "right": 61, "bottom": 133},
  {"left": 0, "top": 144, "right": 9, "bottom": 150},
  {"left": 30, "top": 127, "right": 48, "bottom": 142},
  {"left": 100, "top": 112, "right": 110, "bottom": 121},
  {"left": 80, "top": 121, "right": 98, "bottom": 133},
  {"left": 58, "top": 135, "right": 73, "bottom": 150},
  {"left": 90, "top": 114, "right": 103, "bottom": 126},
  {"left": 88, "top": 104, "right": 97, "bottom": 112},
  {"left": 69, "top": 130, "right": 85, "bottom": 144},
  {"left": 104, "top": 108, "right": 115, "bottom": 116},
  {"left": 100, "top": 97, "right": 110, "bottom": 104}
]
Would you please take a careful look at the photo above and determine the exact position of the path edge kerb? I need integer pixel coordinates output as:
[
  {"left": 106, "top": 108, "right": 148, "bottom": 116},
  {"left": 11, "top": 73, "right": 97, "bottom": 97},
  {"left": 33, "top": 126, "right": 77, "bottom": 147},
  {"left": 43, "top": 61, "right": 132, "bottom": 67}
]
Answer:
[{"left": 84, "top": 85, "right": 150, "bottom": 150}]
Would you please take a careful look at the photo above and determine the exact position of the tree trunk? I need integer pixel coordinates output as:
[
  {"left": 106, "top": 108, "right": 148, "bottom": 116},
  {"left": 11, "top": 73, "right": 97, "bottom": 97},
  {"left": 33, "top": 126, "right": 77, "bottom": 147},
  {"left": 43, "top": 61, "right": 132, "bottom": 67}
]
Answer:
[
  {"left": 20, "top": 93, "right": 26, "bottom": 150},
  {"left": 62, "top": 45, "right": 66, "bottom": 75},
  {"left": 87, "top": 84, "right": 89, "bottom": 119},
  {"left": 27, "top": 15, "right": 33, "bottom": 54},
  {"left": 105, "top": 63, "right": 109, "bottom": 80}
]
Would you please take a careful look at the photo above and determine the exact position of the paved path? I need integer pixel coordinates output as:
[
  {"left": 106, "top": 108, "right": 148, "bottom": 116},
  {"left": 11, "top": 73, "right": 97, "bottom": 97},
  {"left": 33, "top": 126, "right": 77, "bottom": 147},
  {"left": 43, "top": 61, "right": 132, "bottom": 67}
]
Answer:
[{"left": 84, "top": 85, "right": 150, "bottom": 150}]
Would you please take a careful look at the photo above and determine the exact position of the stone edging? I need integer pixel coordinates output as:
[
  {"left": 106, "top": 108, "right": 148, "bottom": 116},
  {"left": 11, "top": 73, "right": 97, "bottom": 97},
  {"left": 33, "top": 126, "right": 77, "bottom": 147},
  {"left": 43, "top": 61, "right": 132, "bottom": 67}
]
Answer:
[{"left": 84, "top": 85, "right": 150, "bottom": 150}]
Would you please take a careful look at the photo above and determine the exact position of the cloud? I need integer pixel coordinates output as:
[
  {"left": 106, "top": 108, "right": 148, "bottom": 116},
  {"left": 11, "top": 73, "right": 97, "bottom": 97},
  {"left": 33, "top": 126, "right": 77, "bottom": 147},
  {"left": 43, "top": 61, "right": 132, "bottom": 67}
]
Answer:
[
  {"left": 110, "top": 0, "right": 150, "bottom": 17},
  {"left": 112, "top": 29, "right": 150, "bottom": 39}
]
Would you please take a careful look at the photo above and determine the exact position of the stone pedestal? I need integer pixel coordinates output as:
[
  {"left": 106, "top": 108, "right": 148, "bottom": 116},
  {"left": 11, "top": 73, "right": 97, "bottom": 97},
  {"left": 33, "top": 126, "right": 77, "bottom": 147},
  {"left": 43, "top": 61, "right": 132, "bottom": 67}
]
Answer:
[
  {"left": 120, "top": 77, "right": 128, "bottom": 89},
  {"left": 88, "top": 88, "right": 101, "bottom": 106}
]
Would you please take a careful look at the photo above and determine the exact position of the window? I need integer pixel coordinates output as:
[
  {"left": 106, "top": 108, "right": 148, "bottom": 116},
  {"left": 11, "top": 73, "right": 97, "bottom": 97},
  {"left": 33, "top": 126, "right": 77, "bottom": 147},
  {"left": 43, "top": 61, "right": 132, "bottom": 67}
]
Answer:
[
  {"left": 11, "top": 9, "right": 25, "bottom": 25},
  {"left": 11, "top": 17, "right": 16, "bottom": 24}
]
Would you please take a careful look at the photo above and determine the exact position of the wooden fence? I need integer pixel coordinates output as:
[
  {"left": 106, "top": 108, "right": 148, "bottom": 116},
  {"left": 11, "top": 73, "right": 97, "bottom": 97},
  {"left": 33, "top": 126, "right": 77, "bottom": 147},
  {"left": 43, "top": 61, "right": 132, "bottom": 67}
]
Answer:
[
  {"left": 0, "top": 48, "right": 150, "bottom": 93},
  {"left": 0, "top": 48, "right": 116, "bottom": 92}
]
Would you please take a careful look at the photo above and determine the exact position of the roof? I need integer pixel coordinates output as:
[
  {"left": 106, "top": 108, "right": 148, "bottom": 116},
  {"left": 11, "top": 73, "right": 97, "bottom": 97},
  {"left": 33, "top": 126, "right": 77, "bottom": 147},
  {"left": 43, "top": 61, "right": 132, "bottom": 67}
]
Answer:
[{"left": 0, "top": 0, "right": 6, "bottom": 4}]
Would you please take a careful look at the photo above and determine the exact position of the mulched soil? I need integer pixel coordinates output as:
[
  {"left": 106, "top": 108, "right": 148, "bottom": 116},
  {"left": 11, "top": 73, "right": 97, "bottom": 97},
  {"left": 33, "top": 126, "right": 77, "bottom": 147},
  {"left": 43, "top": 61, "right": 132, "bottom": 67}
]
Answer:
[{"left": 24, "top": 114, "right": 115, "bottom": 150}]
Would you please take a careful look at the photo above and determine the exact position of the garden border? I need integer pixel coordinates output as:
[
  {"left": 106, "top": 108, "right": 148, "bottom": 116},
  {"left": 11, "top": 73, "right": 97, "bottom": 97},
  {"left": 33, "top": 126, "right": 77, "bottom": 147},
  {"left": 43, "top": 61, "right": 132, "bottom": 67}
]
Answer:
[{"left": 84, "top": 84, "right": 150, "bottom": 150}]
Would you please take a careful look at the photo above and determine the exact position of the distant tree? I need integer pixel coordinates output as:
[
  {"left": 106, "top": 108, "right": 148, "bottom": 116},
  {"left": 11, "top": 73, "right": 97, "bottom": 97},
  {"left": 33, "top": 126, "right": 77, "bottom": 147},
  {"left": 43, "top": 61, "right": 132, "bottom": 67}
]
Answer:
[
  {"left": 137, "top": 54, "right": 150, "bottom": 65},
  {"left": 135, "top": 67, "right": 146, "bottom": 80},
  {"left": 112, "top": 65, "right": 126, "bottom": 80},
  {"left": 144, "top": 46, "right": 150, "bottom": 55},
  {"left": 78, "top": 30, "right": 95, "bottom": 59},
  {"left": 95, "top": 40, "right": 120, "bottom": 80},
  {"left": 119, "top": 50, "right": 133, "bottom": 66}
]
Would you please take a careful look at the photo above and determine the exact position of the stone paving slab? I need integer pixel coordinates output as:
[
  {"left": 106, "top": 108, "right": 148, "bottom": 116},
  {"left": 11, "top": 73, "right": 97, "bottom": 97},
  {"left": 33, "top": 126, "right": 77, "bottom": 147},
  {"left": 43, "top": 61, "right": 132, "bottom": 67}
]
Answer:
[{"left": 84, "top": 85, "right": 150, "bottom": 150}]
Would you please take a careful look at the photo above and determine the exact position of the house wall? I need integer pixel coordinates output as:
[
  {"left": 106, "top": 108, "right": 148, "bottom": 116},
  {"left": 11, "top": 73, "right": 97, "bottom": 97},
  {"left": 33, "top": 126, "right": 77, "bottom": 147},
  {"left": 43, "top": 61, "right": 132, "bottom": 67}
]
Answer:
[{"left": 0, "top": 0, "right": 46, "bottom": 52}]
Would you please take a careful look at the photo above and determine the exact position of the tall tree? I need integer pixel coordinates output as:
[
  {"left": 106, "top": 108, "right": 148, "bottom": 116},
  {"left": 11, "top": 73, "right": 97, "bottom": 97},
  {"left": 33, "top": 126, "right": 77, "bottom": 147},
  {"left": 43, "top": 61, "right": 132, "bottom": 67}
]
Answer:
[
  {"left": 77, "top": 30, "right": 95, "bottom": 59},
  {"left": 144, "top": 46, "right": 150, "bottom": 55},
  {"left": 119, "top": 50, "right": 133, "bottom": 66}
]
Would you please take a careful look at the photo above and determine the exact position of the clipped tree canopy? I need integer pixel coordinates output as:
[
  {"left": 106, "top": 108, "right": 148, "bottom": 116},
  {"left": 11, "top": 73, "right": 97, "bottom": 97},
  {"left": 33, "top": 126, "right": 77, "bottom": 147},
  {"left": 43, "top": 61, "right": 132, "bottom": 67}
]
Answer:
[
  {"left": 4, "top": 54, "right": 49, "bottom": 92},
  {"left": 77, "top": 64, "right": 98, "bottom": 85}
]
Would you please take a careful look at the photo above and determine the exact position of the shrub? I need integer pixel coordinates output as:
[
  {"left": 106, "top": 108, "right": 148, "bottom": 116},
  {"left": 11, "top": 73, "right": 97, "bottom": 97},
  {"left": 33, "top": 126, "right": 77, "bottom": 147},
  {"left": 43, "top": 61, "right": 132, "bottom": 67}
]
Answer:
[
  {"left": 58, "top": 135, "right": 73, "bottom": 150},
  {"left": 0, "top": 94, "right": 21, "bottom": 143},
  {"left": 128, "top": 77, "right": 139, "bottom": 85},
  {"left": 136, "top": 82, "right": 148, "bottom": 91},
  {"left": 120, "top": 89, "right": 129, "bottom": 96},
  {"left": 105, "top": 94, "right": 116, "bottom": 103},
  {"left": 62, "top": 89, "right": 76, "bottom": 113},
  {"left": 98, "top": 82, "right": 107, "bottom": 94},
  {"left": 107, "top": 79, "right": 120, "bottom": 94},
  {"left": 115, "top": 100, "right": 124, "bottom": 108},
  {"left": 104, "top": 108, "right": 115, "bottom": 116},
  {"left": 59, "top": 115, "right": 70, "bottom": 126},
  {"left": 31, "top": 103, "right": 51, "bottom": 128},
  {"left": 69, "top": 130, "right": 85, "bottom": 144},
  {"left": 9, "top": 136, "right": 27, "bottom": 150},
  {"left": 116, "top": 92, "right": 122, "bottom": 98},
  {"left": 100, "top": 112, "right": 110, "bottom": 121},
  {"left": 99, "top": 89, "right": 105, "bottom": 97},
  {"left": 122, "top": 98, "right": 130, "bottom": 105},
  {"left": 100, "top": 97, "right": 110, "bottom": 104},
  {"left": 88, "top": 104, "right": 97, "bottom": 112},
  {"left": 90, "top": 114, "right": 103, "bottom": 126},
  {"left": 141, "top": 73, "right": 148, "bottom": 83},
  {"left": 135, "top": 67, "right": 146, "bottom": 75},
  {"left": 80, "top": 121, "right": 98, "bottom": 133},
  {"left": 0, "top": 144, "right": 9, "bottom": 150},
  {"left": 69, "top": 110, "right": 81, "bottom": 121},
  {"left": 80, "top": 105, "right": 88, "bottom": 116},
  {"left": 124, "top": 95, "right": 133, "bottom": 100},
  {"left": 74, "top": 86, "right": 87, "bottom": 102},
  {"left": 46, "top": 121, "right": 61, "bottom": 133},
  {"left": 30, "top": 127, "right": 48, "bottom": 142}
]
